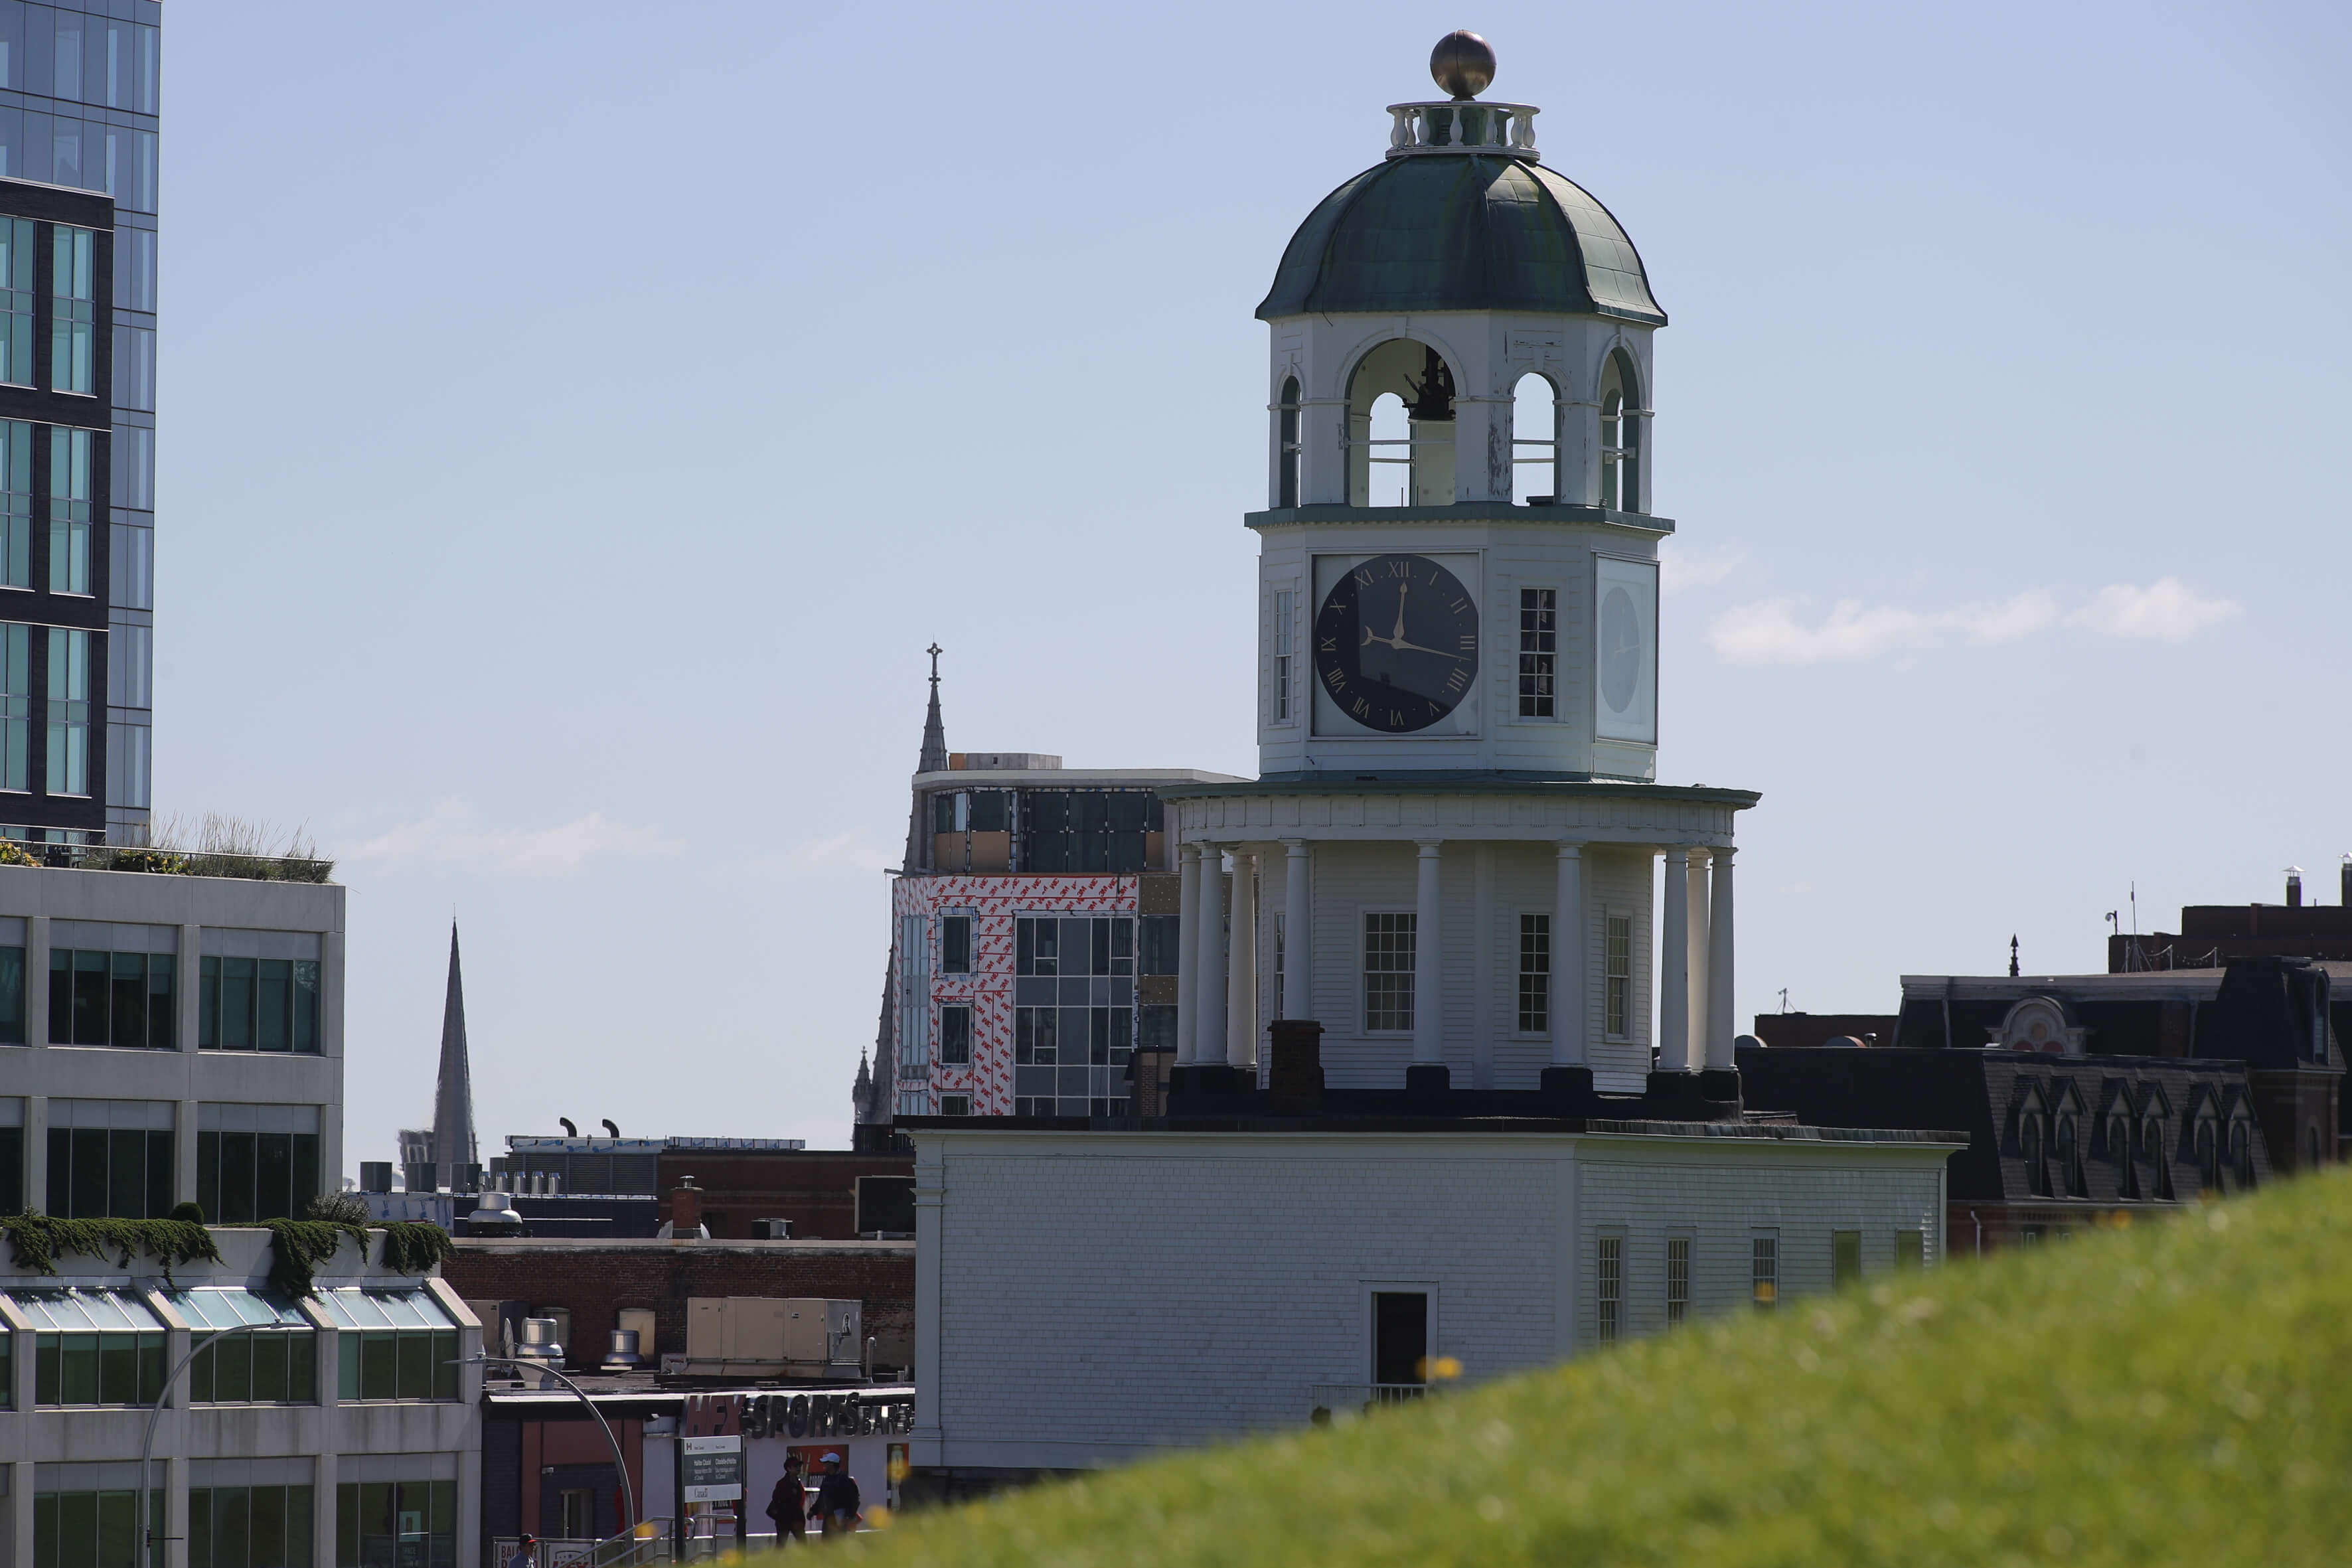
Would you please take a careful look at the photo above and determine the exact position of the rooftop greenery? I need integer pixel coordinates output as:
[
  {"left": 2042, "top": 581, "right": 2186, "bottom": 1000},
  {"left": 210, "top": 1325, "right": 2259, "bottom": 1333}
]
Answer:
[
  {"left": 1, "top": 813, "right": 334, "bottom": 883},
  {"left": 840, "top": 1170, "right": 2352, "bottom": 1567}
]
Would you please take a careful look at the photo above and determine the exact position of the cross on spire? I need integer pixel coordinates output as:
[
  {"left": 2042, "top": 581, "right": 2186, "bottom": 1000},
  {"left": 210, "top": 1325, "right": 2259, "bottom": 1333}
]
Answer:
[{"left": 917, "top": 644, "right": 949, "bottom": 773}]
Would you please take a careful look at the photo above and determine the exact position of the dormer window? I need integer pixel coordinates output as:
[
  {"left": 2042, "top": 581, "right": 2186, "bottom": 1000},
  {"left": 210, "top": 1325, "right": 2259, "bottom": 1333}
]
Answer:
[
  {"left": 2109, "top": 1111, "right": 2138, "bottom": 1199},
  {"left": 2020, "top": 1107, "right": 2049, "bottom": 1198},
  {"left": 2229, "top": 1117, "right": 2255, "bottom": 1190},
  {"left": 2195, "top": 1116, "right": 2220, "bottom": 1194},
  {"left": 1599, "top": 350, "right": 1642, "bottom": 512},
  {"left": 2142, "top": 1114, "right": 2175, "bottom": 1200},
  {"left": 2056, "top": 1113, "right": 2086, "bottom": 1198}
]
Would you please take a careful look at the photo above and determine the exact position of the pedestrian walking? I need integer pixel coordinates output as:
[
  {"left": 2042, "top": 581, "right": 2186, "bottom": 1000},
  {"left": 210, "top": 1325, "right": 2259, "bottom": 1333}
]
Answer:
[
  {"left": 507, "top": 1536, "right": 537, "bottom": 1568},
  {"left": 766, "top": 1453, "right": 809, "bottom": 1545},
  {"left": 809, "top": 1453, "right": 861, "bottom": 1538}
]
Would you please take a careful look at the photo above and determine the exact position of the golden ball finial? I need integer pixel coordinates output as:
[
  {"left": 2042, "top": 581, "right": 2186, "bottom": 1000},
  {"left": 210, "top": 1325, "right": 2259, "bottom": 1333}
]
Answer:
[{"left": 1429, "top": 31, "right": 1496, "bottom": 100}]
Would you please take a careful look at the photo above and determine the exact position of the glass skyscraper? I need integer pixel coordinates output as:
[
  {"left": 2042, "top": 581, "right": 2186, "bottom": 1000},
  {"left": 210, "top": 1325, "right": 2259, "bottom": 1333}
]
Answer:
[{"left": 0, "top": 3, "right": 159, "bottom": 842}]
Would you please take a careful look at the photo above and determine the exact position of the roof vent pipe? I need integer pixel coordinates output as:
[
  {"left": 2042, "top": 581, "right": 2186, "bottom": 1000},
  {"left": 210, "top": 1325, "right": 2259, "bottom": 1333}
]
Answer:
[
  {"left": 2339, "top": 854, "right": 2350, "bottom": 906},
  {"left": 2286, "top": 866, "right": 2304, "bottom": 908}
]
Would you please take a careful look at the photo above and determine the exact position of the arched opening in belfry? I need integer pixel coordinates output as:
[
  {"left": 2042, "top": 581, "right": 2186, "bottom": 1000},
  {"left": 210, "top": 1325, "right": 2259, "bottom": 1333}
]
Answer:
[
  {"left": 1276, "top": 375, "right": 1301, "bottom": 507},
  {"left": 1512, "top": 371, "right": 1559, "bottom": 505},
  {"left": 1600, "top": 349, "right": 1642, "bottom": 512},
  {"left": 1346, "top": 339, "right": 1457, "bottom": 507}
]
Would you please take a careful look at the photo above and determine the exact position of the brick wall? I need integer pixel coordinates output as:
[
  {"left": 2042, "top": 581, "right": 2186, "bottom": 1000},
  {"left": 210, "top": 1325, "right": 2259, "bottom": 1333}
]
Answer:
[
  {"left": 443, "top": 1242, "right": 914, "bottom": 1369},
  {"left": 653, "top": 1151, "right": 914, "bottom": 1239}
]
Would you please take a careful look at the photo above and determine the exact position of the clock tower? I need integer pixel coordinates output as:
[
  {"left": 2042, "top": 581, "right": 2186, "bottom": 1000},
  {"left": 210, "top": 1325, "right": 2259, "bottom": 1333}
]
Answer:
[{"left": 1164, "top": 34, "right": 1758, "bottom": 1103}]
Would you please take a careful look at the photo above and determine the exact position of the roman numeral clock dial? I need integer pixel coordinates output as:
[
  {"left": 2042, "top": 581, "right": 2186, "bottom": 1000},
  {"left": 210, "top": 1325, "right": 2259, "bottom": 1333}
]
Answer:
[{"left": 1313, "top": 554, "right": 1480, "bottom": 734}]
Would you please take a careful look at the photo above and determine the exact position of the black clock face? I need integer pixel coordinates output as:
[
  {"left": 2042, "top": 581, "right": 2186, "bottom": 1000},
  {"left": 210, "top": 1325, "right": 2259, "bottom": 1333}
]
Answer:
[{"left": 1314, "top": 554, "right": 1480, "bottom": 734}]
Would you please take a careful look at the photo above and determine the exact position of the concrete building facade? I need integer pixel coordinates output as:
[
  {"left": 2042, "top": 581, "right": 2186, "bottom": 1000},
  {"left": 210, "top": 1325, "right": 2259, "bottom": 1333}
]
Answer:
[
  {"left": 0, "top": 861, "right": 345, "bottom": 1219},
  {"left": 0, "top": 1227, "right": 483, "bottom": 1568}
]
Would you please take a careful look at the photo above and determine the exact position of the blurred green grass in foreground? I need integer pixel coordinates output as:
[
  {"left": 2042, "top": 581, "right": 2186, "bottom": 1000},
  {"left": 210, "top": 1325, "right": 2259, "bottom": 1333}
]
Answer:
[{"left": 823, "top": 1169, "right": 2352, "bottom": 1566}]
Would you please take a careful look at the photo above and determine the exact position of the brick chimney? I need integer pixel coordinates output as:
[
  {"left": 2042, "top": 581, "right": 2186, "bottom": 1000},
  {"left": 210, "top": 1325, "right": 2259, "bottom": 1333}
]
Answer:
[{"left": 670, "top": 1176, "right": 702, "bottom": 1234}]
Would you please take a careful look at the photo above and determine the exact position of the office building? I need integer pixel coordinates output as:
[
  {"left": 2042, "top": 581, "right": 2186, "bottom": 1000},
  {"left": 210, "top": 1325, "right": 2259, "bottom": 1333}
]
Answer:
[{"left": 0, "top": 5, "right": 162, "bottom": 845}]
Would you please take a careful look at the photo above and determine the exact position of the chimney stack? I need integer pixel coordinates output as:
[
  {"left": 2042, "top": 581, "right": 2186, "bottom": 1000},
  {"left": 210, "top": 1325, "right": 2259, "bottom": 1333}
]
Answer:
[
  {"left": 2286, "top": 866, "right": 2304, "bottom": 908},
  {"left": 670, "top": 1176, "right": 703, "bottom": 1235}
]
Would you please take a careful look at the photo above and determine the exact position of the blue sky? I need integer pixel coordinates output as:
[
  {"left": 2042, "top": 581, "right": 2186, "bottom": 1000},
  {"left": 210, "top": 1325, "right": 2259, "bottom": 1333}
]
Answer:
[{"left": 160, "top": 2, "right": 2350, "bottom": 1173}]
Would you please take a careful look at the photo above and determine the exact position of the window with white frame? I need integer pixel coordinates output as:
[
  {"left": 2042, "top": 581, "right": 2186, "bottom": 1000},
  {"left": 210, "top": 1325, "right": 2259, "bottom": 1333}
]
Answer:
[
  {"left": 1271, "top": 589, "right": 1296, "bottom": 722},
  {"left": 1666, "top": 1234, "right": 1691, "bottom": 1326},
  {"left": 1604, "top": 913, "right": 1632, "bottom": 1038},
  {"left": 50, "top": 226, "right": 95, "bottom": 394},
  {"left": 1832, "top": 1229, "right": 1862, "bottom": 1290},
  {"left": 1517, "top": 588, "right": 1556, "bottom": 717},
  {"left": 46, "top": 625, "right": 88, "bottom": 795},
  {"left": 1751, "top": 1231, "right": 1778, "bottom": 1310},
  {"left": 1595, "top": 1233, "right": 1622, "bottom": 1343},
  {"left": 1363, "top": 912, "right": 1415, "bottom": 1032},
  {"left": 1516, "top": 913, "right": 1549, "bottom": 1032},
  {"left": 1894, "top": 1229, "right": 1924, "bottom": 1269}
]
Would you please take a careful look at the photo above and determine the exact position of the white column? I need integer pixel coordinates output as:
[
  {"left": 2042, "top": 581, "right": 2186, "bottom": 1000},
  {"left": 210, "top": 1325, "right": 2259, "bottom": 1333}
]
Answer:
[
  {"left": 1553, "top": 844, "right": 1585, "bottom": 1065},
  {"left": 1707, "top": 846, "right": 1738, "bottom": 1070},
  {"left": 1175, "top": 844, "right": 1202, "bottom": 1064},
  {"left": 1413, "top": 841, "right": 1444, "bottom": 1064},
  {"left": 1658, "top": 848, "right": 1691, "bottom": 1073},
  {"left": 1194, "top": 849, "right": 1229, "bottom": 1070},
  {"left": 1225, "top": 851, "right": 1259, "bottom": 1070},
  {"left": 1686, "top": 849, "right": 1711, "bottom": 1066},
  {"left": 1281, "top": 840, "right": 1312, "bottom": 1020}
]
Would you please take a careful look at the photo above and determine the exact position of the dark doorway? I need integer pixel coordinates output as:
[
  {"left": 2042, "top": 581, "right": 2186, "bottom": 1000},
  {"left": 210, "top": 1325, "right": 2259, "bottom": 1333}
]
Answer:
[{"left": 1372, "top": 1292, "right": 1428, "bottom": 1386}]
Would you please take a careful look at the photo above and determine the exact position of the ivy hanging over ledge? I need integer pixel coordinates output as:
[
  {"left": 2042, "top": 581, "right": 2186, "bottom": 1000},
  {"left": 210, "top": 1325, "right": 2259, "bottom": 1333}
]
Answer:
[
  {"left": 2, "top": 1215, "right": 457, "bottom": 1300},
  {"left": 0, "top": 1215, "right": 221, "bottom": 1279}
]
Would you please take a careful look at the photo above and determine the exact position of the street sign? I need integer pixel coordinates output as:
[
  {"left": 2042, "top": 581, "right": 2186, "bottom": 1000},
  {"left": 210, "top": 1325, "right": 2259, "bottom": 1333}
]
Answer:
[{"left": 681, "top": 1435, "right": 745, "bottom": 1502}]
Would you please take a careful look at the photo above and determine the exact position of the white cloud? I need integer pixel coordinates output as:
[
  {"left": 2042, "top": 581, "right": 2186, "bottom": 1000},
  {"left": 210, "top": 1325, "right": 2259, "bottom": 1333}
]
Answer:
[
  {"left": 2065, "top": 577, "right": 2240, "bottom": 643},
  {"left": 345, "top": 799, "right": 685, "bottom": 877},
  {"left": 1709, "top": 579, "right": 2236, "bottom": 668},
  {"left": 1660, "top": 542, "right": 1751, "bottom": 595},
  {"left": 1709, "top": 589, "right": 2059, "bottom": 668}
]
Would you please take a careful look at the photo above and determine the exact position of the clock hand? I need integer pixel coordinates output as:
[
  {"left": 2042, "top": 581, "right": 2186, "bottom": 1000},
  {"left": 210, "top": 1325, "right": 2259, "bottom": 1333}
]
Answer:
[
  {"left": 1391, "top": 584, "right": 1409, "bottom": 646},
  {"left": 1386, "top": 637, "right": 1466, "bottom": 659}
]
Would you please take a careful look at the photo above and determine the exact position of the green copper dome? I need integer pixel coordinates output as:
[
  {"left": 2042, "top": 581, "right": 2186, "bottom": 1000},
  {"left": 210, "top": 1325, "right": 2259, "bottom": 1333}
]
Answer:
[{"left": 1257, "top": 155, "right": 1664, "bottom": 325}]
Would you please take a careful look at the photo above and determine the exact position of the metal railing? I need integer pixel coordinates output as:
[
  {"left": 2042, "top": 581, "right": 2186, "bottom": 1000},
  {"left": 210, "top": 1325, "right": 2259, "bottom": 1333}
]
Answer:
[
  {"left": 495, "top": 1524, "right": 675, "bottom": 1568},
  {"left": 1307, "top": 1382, "right": 1433, "bottom": 1421}
]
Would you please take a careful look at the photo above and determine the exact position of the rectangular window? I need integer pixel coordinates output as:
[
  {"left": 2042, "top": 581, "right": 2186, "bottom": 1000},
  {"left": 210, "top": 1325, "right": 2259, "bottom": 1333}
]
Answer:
[
  {"left": 196, "top": 1106, "right": 322, "bottom": 1225},
  {"left": 0, "top": 622, "right": 27, "bottom": 789},
  {"left": 1894, "top": 1229, "right": 1924, "bottom": 1270},
  {"left": 1015, "top": 915, "right": 1058, "bottom": 976},
  {"left": 1517, "top": 913, "right": 1549, "bottom": 1032},
  {"left": 0, "top": 219, "right": 31, "bottom": 385},
  {"left": 1666, "top": 1235, "right": 1691, "bottom": 1326},
  {"left": 0, "top": 420, "right": 29, "bottom": 586},
  {"left": 320, "top": 1293, "right": 460, "bottom": 1404},
  {"left": 48, "top": 947, "right": 174, "bottom": 1047},
  {"left": 939, "top": 1095, "right": 971, "bottom": 1117},
  {"left": 1362, "top": 912, "right": 1415, "bottom": 1032},
  {"left": 1272, "top": 589, "right": 1295, "bottom": 722},
  {"left": 1139, "top": 914, "right": 1181, "bottom": 976},
  {"left": 939, "top": 1004, "right": 971, "bottom": 1065},
  {"left": 1518, "top": 588, "right": 1557, "bottom": 717},
  {"left": 1014, "top": 1006, "right": 1056, "bottom": 1065},
  {"left": 175, "top": 1292, "right": 318, "bottom": 1407},
  {"left": 335, "top": 1460, "right": 457, "bottom": 1568},
  {"left": 0, "top": 945, "right": 22, "bottom": 1042},
  {"left": 939, "top": 915, "right": 971, "bottom": 974},
  {"left": 42, "top": 1101, "right": 173, "bottom": 1218},
  {"left": 1751, "top": 1233, "right": 1779, "bottom": 1311},
  {"left": 1595, "top": 1234, "right": 1622, "bottom": 1344},
  {"left": 197, "top": 957, "right": 321, "bottom": 1053},
  {"left": 46, "top": 625, "right": 89, "bottom": 794},
  {"left": 190, "top": 1480, "right": 317, "bottom": 1568},
  {"left": 51, "top": 225, "right": 96, "bottom": 393},
  {"left": 1832, "top": 1229, "right": 1862, "bottom": 1289},
  {"left": 49, "top": 426, "right": 92, "bottom": 593},
  {"left": 1605, "top": 913, "right": 1632, "bottom": 1038},
  {"left": 8, "top": 1288, "right": 167, "bottom": 1405},
  {"left": 33, "top": 1481, "right": 165, "bottom": 1568}
]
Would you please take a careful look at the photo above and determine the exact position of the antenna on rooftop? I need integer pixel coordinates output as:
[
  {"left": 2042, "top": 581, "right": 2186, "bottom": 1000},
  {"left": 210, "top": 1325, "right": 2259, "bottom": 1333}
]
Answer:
[{"left": 1777, "top": 987, "right": 1790, "bottom": 1014}]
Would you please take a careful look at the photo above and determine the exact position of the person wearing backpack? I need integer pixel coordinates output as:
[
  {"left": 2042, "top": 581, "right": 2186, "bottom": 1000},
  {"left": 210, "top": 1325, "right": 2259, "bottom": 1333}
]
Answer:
[{"left": 809, "top": 1453, "right": 861, "bottom": 1537}]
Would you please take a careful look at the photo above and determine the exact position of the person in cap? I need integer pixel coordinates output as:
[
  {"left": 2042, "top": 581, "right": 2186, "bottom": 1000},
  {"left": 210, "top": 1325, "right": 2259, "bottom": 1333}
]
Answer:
[
  {"left": 809, "top": 1453, "right": 861, "bottom": 1537},
  {"left": 765, "top": 1452, "right": 809, "bottom": 1545},
  {"left": 507, "top": 1536, "right": 537, "bottom": 1568}
]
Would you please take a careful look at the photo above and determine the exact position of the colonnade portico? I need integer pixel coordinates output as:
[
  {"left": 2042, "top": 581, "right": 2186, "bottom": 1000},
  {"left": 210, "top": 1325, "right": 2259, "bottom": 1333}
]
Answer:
[{"left": 1164, "top": 784, "right": 1752, "bottom": 1096}]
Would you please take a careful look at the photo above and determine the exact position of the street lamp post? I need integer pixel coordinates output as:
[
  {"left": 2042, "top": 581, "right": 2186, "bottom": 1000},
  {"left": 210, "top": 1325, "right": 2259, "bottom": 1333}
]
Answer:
[
  {"left": 465, "top": 1355, "right": 639, "bottom": 1535},
  {"left": 138, "top": 1324, "right": 260, "bottom": 1568}
]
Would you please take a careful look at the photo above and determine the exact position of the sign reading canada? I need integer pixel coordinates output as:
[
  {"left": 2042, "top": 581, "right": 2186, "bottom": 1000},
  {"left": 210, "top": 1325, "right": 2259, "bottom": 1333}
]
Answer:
[{"left": 681, "top": 1436, "right": 745, "bottom": 1502}]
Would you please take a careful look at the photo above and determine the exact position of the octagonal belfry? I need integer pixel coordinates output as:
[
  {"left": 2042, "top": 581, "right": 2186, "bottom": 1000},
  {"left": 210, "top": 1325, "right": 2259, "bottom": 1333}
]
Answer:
[{"left": 1160, "top": 36, "right": 1759, "bottom": 1109}]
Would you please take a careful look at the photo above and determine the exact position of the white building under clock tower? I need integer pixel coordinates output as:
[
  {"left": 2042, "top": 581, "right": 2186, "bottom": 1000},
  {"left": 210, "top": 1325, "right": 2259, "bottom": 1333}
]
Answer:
[{"left": 1164, "top": 31, "right": 1757, "bottom": 1102}]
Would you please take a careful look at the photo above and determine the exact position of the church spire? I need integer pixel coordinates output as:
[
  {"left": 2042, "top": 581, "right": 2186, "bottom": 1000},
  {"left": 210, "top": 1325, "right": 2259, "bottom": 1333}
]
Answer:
[
  {"left": 432, "top": 921, "right": 478, "bottom": 1172},
  {"left": 918, "top": 642, "right": 948, "bottom": 773}
]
